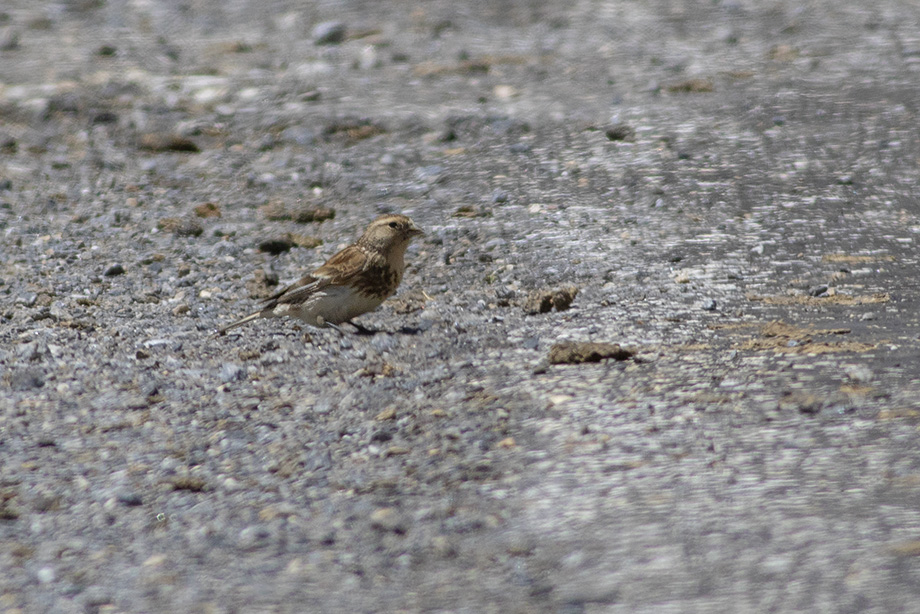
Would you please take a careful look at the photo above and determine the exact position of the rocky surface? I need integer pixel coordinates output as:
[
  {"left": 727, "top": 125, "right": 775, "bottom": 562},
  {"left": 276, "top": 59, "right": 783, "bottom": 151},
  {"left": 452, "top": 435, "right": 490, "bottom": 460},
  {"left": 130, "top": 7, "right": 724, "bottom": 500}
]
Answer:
[{"left": 1, "top": 1, "right": 920, "bottom": 612}]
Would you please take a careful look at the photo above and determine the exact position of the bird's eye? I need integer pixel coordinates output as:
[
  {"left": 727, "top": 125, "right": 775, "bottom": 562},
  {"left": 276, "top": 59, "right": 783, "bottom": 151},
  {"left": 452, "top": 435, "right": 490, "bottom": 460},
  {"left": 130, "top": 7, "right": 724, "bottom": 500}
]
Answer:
[{"left": 388, "top": 221, "right": 399, "bottom": 229}]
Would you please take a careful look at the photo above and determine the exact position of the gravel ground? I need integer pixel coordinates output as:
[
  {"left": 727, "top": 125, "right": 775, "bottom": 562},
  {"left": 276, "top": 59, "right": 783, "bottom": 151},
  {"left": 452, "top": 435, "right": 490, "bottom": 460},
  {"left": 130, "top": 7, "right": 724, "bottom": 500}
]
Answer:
[{"left": 2, "top": 1, "right": 920, "bottom": 612}]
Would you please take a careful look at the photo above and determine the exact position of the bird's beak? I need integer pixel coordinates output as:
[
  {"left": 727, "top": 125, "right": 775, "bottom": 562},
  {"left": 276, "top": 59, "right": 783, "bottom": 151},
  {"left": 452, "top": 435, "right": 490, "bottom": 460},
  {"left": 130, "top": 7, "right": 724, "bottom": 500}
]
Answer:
[{"left": 408, "top": 222, "right": 424, "bottom": 237}]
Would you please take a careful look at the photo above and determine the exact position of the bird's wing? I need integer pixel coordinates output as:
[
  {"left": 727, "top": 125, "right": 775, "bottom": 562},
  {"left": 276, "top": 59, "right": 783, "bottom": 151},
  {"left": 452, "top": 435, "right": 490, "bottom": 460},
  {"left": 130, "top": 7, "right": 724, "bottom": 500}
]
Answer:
[
  {"left": 311, "top": 245, "right": 369, "bottom": 285},
  {"left": 261, "top": 274, "right": 320, "bottom": 304},
  {"left": 267, "top": 246, "right": 368, "bottom": 307}
]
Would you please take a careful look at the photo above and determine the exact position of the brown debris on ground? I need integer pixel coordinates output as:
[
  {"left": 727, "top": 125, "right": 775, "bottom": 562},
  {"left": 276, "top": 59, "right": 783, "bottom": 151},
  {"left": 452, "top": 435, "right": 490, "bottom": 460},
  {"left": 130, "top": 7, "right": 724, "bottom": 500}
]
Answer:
[
  {"left": 260, "top": 200, "right": 335, "bottom": 223},
  {"left": 246, "top": 269, "right": 279, "bottom": 299},
  {"left": 194, "top": 202, "right": 221, "bottom": 218},
  {"left": 138, "top": 133, "right": 200, "bottom": 152},
  {"left": 666, "top": 78, "right": 714, "bottom": 93},
  {"left": 735, "top": 320, "right": 876, "bottom": 354},
  {"left": 548, "top": 341, "right": 635, "bottom": 364},
  {"left": 822, "top": 253, "right": 895, "bottom": 264},
  {"left": 746, "top": 293, "right": 889, "bottom": 306},
  {"left": 523, "top": 286, "right": 578, "bottom": 314},
  {"left": 387, "top": 289, "right": 430, "bottom": 314},
  {"left": 157, "top": 216, "right": 204, "bottom": 237}
]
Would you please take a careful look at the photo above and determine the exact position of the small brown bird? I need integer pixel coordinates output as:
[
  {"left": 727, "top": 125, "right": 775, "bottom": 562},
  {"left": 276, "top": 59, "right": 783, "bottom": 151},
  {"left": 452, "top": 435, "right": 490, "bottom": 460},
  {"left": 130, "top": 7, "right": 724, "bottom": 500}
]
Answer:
[{"left": 218, "top": 214, "right": 423, "bottom": 335}]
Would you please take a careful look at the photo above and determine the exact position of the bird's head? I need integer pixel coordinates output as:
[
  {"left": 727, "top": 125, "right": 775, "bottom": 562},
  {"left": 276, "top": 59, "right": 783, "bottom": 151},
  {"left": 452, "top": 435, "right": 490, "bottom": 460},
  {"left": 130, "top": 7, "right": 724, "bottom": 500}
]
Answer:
[{"left": 359, "top": 214, "right": 424, "bottom": 253}]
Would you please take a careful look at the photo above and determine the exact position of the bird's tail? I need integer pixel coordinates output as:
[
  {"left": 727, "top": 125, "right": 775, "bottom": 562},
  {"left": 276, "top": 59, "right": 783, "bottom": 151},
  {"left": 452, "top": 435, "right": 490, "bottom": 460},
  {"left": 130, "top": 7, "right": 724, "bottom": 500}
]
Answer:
[{"left": 215, "top": 311, "right": 263, "bottom": 336}]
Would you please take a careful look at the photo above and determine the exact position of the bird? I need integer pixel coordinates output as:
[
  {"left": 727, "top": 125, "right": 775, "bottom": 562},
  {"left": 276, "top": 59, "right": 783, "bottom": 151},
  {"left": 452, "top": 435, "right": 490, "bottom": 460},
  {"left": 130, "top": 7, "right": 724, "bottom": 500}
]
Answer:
[{"left": 217, "top": 213, "right": 423, "bottom": 335}]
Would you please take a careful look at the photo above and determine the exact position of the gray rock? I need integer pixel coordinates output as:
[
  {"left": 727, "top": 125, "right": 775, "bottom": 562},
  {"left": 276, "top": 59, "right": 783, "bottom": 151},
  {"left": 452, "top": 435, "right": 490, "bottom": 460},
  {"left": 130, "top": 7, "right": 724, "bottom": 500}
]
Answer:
[
  {"left": 220, "top": 363, "right": 245, "bottom": 382},
  {"left": 10, "top": 367, "right": 45, "bottom": 390},
  {"left": 312, "top": 21, "right": 346, "bottom": 45}
]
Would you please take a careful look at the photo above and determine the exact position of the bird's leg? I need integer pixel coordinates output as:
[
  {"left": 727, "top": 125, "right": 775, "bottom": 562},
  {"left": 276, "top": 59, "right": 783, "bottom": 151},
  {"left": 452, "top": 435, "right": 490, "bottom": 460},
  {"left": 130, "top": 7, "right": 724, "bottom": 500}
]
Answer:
[{"left": 315, "top": 315, "right": 344, "bottom": 333}]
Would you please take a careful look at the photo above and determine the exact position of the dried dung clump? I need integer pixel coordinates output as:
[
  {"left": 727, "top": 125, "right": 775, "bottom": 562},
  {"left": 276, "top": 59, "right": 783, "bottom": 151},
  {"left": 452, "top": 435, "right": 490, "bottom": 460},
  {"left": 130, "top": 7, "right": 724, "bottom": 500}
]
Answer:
[
  {"left": 548, "top": 342, "right": 635, "bottom": 364},
  {"left": 523, "top": 286, "right": 578, "bottom": 314}
]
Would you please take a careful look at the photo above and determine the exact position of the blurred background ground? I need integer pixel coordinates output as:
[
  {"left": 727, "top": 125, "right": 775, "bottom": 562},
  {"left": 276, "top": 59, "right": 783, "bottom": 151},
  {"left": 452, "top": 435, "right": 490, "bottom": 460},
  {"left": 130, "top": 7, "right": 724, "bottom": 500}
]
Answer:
[{"left": 2, "top": 1, "right": 920, "bottom": 613}]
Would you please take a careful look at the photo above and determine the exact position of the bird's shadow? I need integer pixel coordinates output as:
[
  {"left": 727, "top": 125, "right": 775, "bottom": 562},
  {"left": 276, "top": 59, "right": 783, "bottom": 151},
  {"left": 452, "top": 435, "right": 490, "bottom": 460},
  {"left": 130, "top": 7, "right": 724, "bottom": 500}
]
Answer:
[{"left": 348, "top": 323, "right": 424, "bottom": 336}]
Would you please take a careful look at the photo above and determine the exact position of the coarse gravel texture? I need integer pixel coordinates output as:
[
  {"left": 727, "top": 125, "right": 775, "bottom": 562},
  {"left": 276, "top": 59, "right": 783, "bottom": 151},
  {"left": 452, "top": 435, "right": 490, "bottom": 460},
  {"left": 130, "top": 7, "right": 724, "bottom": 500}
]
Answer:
[{"left": 2, "top": 1, "right": 920, "bottom": 613}]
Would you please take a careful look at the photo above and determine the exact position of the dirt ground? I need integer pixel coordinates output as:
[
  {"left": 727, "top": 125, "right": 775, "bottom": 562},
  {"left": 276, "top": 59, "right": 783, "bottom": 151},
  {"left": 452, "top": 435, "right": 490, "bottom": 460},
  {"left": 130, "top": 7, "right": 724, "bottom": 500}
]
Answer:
[{"left": 2, "top": 1, "right": 920, "bottom": 612}]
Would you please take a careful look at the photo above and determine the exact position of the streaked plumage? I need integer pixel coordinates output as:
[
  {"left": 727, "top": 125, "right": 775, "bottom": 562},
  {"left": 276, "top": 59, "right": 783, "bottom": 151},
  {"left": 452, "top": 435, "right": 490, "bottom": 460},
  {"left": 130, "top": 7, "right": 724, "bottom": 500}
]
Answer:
[{"left": 217, "top": 214, "right": 423, "bottom": 334}]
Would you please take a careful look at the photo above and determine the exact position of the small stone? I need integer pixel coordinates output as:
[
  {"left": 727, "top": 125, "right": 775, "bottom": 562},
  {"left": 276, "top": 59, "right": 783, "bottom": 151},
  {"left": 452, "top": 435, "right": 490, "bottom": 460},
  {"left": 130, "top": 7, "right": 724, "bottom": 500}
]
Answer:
[
  {"left": 16, "top": 292, "right": 38, "bottom": 307},
  {"left": 0, "top": 27, "right": 20, "bottom": 51},
  {"left": 194, "top": 202, "right": 221, "bottom": 218},
  {"left": 158, "top": 217, "right": 204, "bottom": 237},
  {"left": 497, "top": 437, "right": 516, "bottom": 449},
  {"left": 810, "top": 284, "right": 831, "bottom": 297},
  {"left": 116, "top": 491, "right": 143, "bottom": 507},
  {"left": 523, "top": 286, "right": 578, "bottom": 314},
  {"left": 17, "top": 341, "right": 46, "bottom": 361},
  {"left": 375, "top": 407, "right": 397, "bottom": 421},
  {"left": 431, "top": 535, "right": 457, "bottom": 557},
  {"left": 491, "top": 189, "right": 509, "bottom": 204},
  {"left": 844, "top": 364, "right": 873, "bottom": 383},
  {"left": 493, "top": 84, "right": 517, "bottom": 100},
  {"left": 104, "top": 264, "right": 125, "bottom": 277},
  {"left": 280, "top": 126, "right": 316, "bottom": 146},
  {"left": 169, "top": 476, "right": 208, "bottom": 492},
  {"left": 220, "top": 363, "right": 245, "bottom": 383},
  {"left": 31, "top": 494, "right": 60, "bottom": 512},
  {"left": 604, "top": 123, "right": 635, "bottom": 142},
  {"left": 292, "top": 205, "right": 335, "bottom": 224},
  {"left": 92, "top": 111, "right": 118, "bottom": 124},
  {"left": 287, "top": 233, "right": 323, "bottom": 248},
  {"left": 523, "top": 336, "right": 539, "bottom": 350},
  {"left": 701, "top": 298, "right": 717, "bottom": 311},
  {"left": 36, "top": 567, "right": 56, "bottom": 584},
  {"left": 135, "top": 349, "right": 150, "bottom": 360},
  {"left": 171, "top": 304, "right": 190, "bottom": 316},
  {"left": 245, "top": 269, "right": 280, "bottom": 299},
  {"left": 238, "top": 525, "right": 272, "bottom": 550},
  {"left": 369, "top": 507, "right": 406, "bottom": 533},
  {"left": 10, "top": 368, "right": 44, "bottom": 391},
  {"left": 313, "top": 21, "right": 346, "bottom": 45}
]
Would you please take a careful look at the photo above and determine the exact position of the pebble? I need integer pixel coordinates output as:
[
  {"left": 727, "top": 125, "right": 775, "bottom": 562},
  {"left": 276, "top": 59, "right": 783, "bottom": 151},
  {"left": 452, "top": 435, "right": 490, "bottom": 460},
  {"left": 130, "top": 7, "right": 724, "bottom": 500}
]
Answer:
[
  {"left": 36, "top": 566, "right": 56, "bottom": 584},
  {"left": 0, "top": 27, "right": 20, "bottom": 51},
  {"left": 281, "top": 126, "right": 316, "bottom": 146},
  {"left": 116, "top": 491, "right": 143, "bottom": 507},
  {"left": 10, "top": 368, "right": 45, "bottom": 391},
  {"left": 369, "top": 508, "right": 406, "bottom": 533},
  {"left": 701, "top": 298, "right": 718, "bottom": 311},
  {"left": 491, "top": 189, "right": 509, "bottom": 203},
  {"left": 605, "top": 123, "right": 635, "bottom": 141},
  {"left": 809, "top": 284, "right": 829, "bottom": 297},
  {"left": 103, "top": 264, "right": 125, "bottom": 277},
  {"left": 220, "top": 363, "right": 245, "bottom": 383},
  {"left": 313, "top": 21, "right": 346, "bottom": 45},
  {"left": 238, "top": 525, "right": 272, "bottom": 550},
  {"left": 16, "top": 292, "right": 38, "bottom": 307}
]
